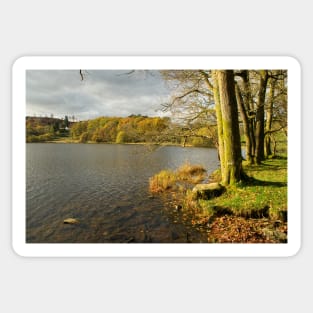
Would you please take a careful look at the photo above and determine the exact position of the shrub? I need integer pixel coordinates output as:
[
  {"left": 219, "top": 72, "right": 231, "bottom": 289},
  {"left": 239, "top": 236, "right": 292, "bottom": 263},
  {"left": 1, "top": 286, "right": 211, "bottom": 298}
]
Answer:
[
  {"left": 191, "top": 137, "right": 204, "bottom": 146},
  {"left": 38, "top": 133, "right": 54, "bottom": 141},
  {"left": 26, "top": 135, "right": 40, "bottom": 142},
  {"left": 26, "top": 133, "right": 54, "bottom": 142}
]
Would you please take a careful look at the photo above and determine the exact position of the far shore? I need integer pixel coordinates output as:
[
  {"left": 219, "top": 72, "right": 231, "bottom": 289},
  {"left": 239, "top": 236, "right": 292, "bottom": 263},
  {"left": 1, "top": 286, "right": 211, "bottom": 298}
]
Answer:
[{"left": 27, "top": 139, "right": 214, "bottom": 148}]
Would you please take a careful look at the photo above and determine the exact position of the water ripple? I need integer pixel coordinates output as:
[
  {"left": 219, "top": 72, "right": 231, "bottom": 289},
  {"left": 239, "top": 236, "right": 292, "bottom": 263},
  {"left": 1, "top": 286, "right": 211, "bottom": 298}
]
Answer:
[{"left": 26, "top": 143, "right": 219, "bottom": 243}]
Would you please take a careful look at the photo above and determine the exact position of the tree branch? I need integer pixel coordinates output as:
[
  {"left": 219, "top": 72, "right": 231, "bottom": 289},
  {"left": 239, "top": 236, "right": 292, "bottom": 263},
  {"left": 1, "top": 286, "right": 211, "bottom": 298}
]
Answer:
[
  {"left": 199, "top": 70, "right": 214, "bottom": 91},
  {"left": 264, "top": 125, "right": 286, "bottom": 135}
]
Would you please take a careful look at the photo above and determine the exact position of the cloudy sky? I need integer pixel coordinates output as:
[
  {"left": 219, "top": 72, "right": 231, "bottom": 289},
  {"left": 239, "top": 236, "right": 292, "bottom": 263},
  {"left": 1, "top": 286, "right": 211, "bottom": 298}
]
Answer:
[{"left": 26, "top": 70, "right": 171, "bottom": 120}]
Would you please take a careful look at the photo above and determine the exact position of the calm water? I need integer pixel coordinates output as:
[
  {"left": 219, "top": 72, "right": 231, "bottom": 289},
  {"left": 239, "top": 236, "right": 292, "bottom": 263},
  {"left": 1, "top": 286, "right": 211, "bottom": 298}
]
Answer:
[{"left": 26, "top": 143, "right": 219, "bottom": 243}]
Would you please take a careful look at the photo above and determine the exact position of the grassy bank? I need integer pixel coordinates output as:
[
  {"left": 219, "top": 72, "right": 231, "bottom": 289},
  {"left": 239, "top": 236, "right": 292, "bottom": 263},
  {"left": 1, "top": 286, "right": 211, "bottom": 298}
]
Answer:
[
  {"left": 150, "top": 156, "right": 288, "bottom": 243},
  {"left": 201, "top": 157, "right": 287, "bottom": 219},
  {"left": 199, "top": 157, "right": 287, "bottom": 243}
]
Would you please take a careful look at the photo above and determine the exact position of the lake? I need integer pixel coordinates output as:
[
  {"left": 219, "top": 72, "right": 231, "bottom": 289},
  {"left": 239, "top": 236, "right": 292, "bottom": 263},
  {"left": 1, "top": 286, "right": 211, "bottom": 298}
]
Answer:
[{"left": 26, "top": 143, "right": 219, "bottom": 243}]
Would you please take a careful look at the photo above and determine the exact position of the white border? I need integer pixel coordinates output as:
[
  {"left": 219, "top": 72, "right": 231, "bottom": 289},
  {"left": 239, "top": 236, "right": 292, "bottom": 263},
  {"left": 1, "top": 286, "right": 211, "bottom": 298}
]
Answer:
[{"left": 12, "top": 56, "right": 301, "bottom": 257}]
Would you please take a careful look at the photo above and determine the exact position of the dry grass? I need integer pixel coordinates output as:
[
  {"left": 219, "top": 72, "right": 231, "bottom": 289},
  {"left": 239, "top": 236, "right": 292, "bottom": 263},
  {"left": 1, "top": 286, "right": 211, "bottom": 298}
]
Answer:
[
  {"left": 177, "top": 162, "right": 206, "bottom": 178},
  {"left": 149, "top": 162, "right": 207, "bottom": 193},
  {"left": 149, "top": 170, "right": 177, "bottom": 193},
  {"left": 177, "top": 162, "right": 206, "bottom": 184}
]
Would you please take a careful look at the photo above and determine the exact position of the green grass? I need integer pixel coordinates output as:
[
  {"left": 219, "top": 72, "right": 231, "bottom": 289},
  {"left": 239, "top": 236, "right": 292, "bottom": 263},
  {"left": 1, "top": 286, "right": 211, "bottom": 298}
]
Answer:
[
  {"left": 149, "top": 150, "right": 288, "bottom": 242},
  {"left": 200, "top": 157, "right": 287, "bottom": 220}
]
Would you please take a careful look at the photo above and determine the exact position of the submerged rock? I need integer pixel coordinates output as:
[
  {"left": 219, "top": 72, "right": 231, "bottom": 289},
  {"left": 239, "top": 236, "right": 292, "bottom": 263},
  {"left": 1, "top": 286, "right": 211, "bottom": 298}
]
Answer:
[
  {"left": 174, "top": 204, "right": 183, "bottom": 211},
  {"left": 63, "top": 218, "right": 79, "bottom": 224},
  {"left": 192, "top": 183, "right": 225, "bottom": 200}
]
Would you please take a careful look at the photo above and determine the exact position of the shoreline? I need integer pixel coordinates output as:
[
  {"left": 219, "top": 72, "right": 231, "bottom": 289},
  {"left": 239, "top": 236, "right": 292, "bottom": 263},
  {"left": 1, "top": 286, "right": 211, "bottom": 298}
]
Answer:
[{"left": 26, "top": 140, "right": 214, "bottom": 148}]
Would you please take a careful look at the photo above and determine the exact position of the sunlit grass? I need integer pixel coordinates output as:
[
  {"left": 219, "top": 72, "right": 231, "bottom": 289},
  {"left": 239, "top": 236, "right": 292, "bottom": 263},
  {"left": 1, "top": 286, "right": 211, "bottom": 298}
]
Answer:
[
  {"left": 149, "top": 153, "right": 288, "bottom": 243},
  {"left": 199, "top": 157, "right": 287, "bottom": 219},
  {"left": 149, "top": 162, "right": 207, "bottom": 193},
  {"left": 149, "top": 170, "right": 177, "bottom": 193},
  {"left": 177, "top": 162, "right": 206, "bottom": 178}
]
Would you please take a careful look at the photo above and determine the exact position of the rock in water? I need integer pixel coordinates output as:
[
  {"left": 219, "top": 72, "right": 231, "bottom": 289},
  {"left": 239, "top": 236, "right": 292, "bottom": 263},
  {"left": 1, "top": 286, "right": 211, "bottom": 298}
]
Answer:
[
  {"left": 174, "top": 204, "right": 183, "bottom": 211},
  {"left": 192, "top": 183, "right": 225, "bottom": 200},
  {"left": 63, "top": 218, "right": 79, "bottom": 224}
]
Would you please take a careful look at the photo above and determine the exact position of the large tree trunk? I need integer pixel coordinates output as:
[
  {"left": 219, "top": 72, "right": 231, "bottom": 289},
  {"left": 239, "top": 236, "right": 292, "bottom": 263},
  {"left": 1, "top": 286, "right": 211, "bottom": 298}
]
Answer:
[
  {"left": 215, "top": 70, "right": 243, "bottom": 185},
  {"left": 211, "top": 70, "right": 226, "bottom": 179},
  {"left": 255, "top": 70, "right": 268, "bottom": 164},
  {"left": 265, "top": 77, "right": 276, "bottom": 157},
  {"left": 239, "top": 70, "right": 256, "bottom": 161},
  {"left": 235, "top": 83, "right": 253, "bottom": 164}
]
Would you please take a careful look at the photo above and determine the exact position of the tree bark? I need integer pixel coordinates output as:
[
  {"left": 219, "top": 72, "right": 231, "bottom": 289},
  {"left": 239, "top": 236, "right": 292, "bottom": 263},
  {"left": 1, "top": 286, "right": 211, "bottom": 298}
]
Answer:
[
  {"left": 211, "top": 70, "right": 226, "bottom": 180},
  {"left": 239, "top": 70, "right": 256, "bottom": 159},
  {"left": 215, "top": 70, "right": 243, "bottom": 185},
  {"left": 235, "top": 83, "right": 253, "bottom": 164},
  {"left": 255, "top": 70, "right": 268, "bottom": 164},
  {"left": 265, "top": 77, "right": 276, "bottom": 157}
]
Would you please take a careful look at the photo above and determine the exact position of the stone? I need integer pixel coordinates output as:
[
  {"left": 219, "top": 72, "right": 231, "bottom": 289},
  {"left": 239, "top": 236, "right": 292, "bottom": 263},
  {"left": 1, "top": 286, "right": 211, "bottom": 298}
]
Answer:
[
  {"left": 192, "top": 183, "right": 225, "bottom": 200},
  {"left": 63, "top": 218, "right": 79, "bottom": 224},
  {"left": 174, "top": 204, "right": 183, "bottom": 211}
]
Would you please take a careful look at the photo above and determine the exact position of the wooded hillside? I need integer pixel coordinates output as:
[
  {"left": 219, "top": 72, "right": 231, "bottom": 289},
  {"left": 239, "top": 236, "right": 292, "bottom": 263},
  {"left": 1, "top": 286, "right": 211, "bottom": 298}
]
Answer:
[{"left": 26, "top": 114, "right": 216, "bottom": 147}]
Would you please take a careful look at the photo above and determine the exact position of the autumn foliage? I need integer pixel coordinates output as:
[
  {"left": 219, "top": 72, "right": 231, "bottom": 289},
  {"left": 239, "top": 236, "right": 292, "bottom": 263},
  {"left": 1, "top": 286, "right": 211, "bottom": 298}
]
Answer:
[{"left": 26, "top": 115, "right": 216, "bottom": 146}]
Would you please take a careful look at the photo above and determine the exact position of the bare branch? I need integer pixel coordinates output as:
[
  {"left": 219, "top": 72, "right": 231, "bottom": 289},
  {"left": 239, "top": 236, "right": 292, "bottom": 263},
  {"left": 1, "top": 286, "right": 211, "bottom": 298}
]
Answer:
[
  {"left": 199, "top": 70, "right": 214, "bottom": 90},
  {"left": 117, "top": 70, "right": 136, "bottom": 76},
  {"left": 264, "top": 125, "right": 286, "bottom": 135},
  {"left": 171, "top": 89, "right": 213, "bottom": 105}
]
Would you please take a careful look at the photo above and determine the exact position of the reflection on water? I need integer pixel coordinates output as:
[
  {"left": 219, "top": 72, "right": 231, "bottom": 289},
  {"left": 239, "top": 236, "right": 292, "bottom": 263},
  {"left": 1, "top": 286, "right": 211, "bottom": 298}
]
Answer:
[{"left": 26, "top": 143, "right": 219, "bottom": 243}]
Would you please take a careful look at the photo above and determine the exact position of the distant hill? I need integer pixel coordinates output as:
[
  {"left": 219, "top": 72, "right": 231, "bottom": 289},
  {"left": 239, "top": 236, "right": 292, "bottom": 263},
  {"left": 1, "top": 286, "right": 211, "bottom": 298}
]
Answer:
[{"left": 26, "top": 115, "right": 216, "bottom": 147}]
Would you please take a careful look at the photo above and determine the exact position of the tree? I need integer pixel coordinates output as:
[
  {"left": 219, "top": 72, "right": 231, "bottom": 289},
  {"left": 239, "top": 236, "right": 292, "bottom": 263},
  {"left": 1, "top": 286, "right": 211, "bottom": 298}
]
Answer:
[
  {"left": 161, "top": 69, "right": 244, "bottom": 185},
  {"left": 255, "top": 70, "right": 269, "bottom": 164},
  {"left": 235, "top": 82, "right": 253, "bottom": 164},
  {"left": 264, "top": 75, "right": 276, "bottom": 157},
  {"left": 64, "top": 115, "right": 69, "bottom": 128},
  {"left": 264, "top": 70, "right": 287, "bottom": 157},
  {"left": 234, "top": 70, "right": 256, "bottom": 164},
  {"left": 235, "top": 70, "right": 287, "bottom": 163},
  {"left": 52, "top": 120, "right": 60, "bottom": 133},
  {"left": 160, "top": 70, "right": 217, "bottom": 147},
  {"left": 116, "top": 131, "right": 127, "bottom": 143},
  {"left": 214, "top": 70, "right": 243, "bottom": 185}
]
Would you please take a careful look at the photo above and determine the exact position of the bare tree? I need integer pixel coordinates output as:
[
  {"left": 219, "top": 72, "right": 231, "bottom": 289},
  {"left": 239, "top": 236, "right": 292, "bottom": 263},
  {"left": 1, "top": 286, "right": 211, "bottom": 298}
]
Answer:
[{"left": 162, "top": 69, "right": 244, "bottom": 185}]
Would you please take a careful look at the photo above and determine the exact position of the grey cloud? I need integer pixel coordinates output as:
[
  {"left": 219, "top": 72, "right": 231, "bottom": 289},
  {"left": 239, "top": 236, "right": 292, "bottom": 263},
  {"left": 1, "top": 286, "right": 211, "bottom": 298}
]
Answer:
[{"left": 26, "top": 70, "right": 170, "bottom": 120}]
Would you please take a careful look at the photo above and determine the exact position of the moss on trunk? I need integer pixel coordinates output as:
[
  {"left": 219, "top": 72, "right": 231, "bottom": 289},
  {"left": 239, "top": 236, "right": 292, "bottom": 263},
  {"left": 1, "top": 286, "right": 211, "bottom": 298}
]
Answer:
[{"left": 215, "top": 70, "right": 243, "bottom": 185}]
